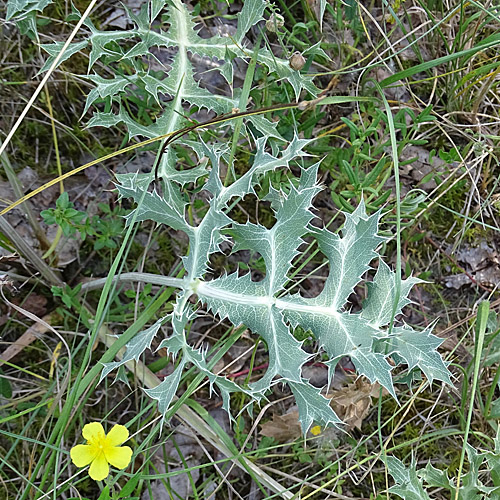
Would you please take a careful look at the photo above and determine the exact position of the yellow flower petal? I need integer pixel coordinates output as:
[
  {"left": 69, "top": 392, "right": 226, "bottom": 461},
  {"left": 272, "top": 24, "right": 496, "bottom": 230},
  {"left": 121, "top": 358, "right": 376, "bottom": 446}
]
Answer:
[
  {"left": 72, "top": 421, "right": 134, "bottom": 481},
  {"left": 70, "top": 444, "right": 98, "bottom": 467},
  {"left": 106, "top": 424, "right": 129, "bottom": 446},
  {"left": 88, "top": 452, "right": 109, "bottom": 481},
  {"left": 82, "top": 422, "right": 105, "bottom": 442},
  {"left": 104, "top": 445, "right": 132, "bottom": 469},
  {"left": 310, "top": 425, "right": 322, "bottom": 436}
]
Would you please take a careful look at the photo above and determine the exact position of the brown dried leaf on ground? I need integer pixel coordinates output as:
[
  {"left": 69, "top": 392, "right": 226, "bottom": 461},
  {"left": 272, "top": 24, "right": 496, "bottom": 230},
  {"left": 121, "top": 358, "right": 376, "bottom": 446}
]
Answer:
[
  {"left": 0, "top": 313, "right": 55, "bottom": 365},
  {"left": 0, "top": 254, "right": 19, "bottom": 264},
  {"left": 261, "top": 378, "right": 386, "bottom": 441},
  {"left": 260, "top": 410, "right": 302, "bottom": 442},
  {"left": 444, "top": 240, "right": 500, "bottom": 290},
  {"left": 329, "top": 378, "right": 387, "bottom": 430}
]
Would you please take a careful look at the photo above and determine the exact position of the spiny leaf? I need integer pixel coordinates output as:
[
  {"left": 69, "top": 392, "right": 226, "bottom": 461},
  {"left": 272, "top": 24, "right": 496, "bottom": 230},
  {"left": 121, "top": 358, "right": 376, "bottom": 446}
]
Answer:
[
  {"left": 116, "top": 174, "right": 192, "bottom": 235},
  {"left": 109, "top": 148, "right": 451, "bottom": 431},
  {"left": 143, "top": 294, "right": 192, "bottom": 418},
  {"left": 142, "top": 53, "right": 231, "bottom": 114},
  {"left": 199, "top": 273, "right": 310, "bottom": 390},
  {"left": 144, "top": 360, "right": 186, "bottom": 418},
  {"left": 284, "top": 306, "right": 396, "bottom": 397},
  {"left": 387, "top": 451, "right": 500, "bottom": 500},
  {"left": 112, "top": 150, "right": 450, "bottom": 431},
  {"left": 6, "top": 0, "right": 51, "bottom": 20},
  {"left": 162, "top": 0, "right": 230, "bottom": 62},
  {"left": 281, "top": 201, "right": 397, "bottom": 396},
  {"left": 217, "top": 135, "right": 312, "bottom": 205},
  {"left": 88, "top": 30, "right": 130, "bottom": 70},
  {"left": 312, "top": 201, "right": 383, "bottom": 310},
  {"left": 95, "top": 1, "right": 451, "bottom": 435},
  {"left": 183, "top": 201, "right": 232, "bottom": 279},
  {"left": 87, "top": 109, "right": 163, "bottom": 139},
  {"left": 235, "top": 0, "right": 267, "bottom": 43},
  {"left": 39, "top": 41, "right": 88, "bottom": 74},
  {"left": 197, "top": 165, "right": 323, "bottom": 400},
  {"left": 6, "top": 0, "right": 52, "bottom": 39},
  {"left": 100, "top": 317, "right": 166, "bottom": 382},
  {"left": 114, "top": 175, "right": 230, "bottom": 281},
  {"left": 290, "top": 382, "right": 343, "bottom": 432},
  {"left": 387, "top": 457, "right": 432, "bottom": 500},
  {"left": 34, "top": 0, "right": 320, "bottom": 187},
  {"left": 362, "top": 260, "right": 423, "bottom": 328},
  {"left": 419, "top": 463, "right": 453, "bottom": 490},
  {"left": 183, "top": 341, "right": 262, "bottom": 417},
  {"left": 146, "top": 293, "right": 261, "bottom": 420},
  {"left": 228, "top": 163, "right": 321, "bottom": 295},
  {"left": 383, "top": 325, "right": 451, "bottom": 385},
  {"left": 149, "top": 0, "right": 167, "bottom": 22}
]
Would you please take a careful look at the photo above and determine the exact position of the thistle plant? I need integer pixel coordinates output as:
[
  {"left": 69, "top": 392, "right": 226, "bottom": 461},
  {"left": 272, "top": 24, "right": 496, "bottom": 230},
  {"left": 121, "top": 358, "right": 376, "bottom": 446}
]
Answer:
[
  {"left": 38, "top": 0, "right": 322, "bottom": 182},
  {"left": 106, "top": 159, "right": 451, "bottom": 432},
  {"left": 8, "top": 0, "right": 451, "bottom": 434}
]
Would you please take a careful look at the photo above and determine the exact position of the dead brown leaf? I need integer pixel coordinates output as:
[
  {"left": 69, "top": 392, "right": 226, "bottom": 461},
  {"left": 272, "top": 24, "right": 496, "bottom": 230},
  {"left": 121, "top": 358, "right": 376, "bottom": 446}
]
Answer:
[
  {"left": 260, "top": 378, "right": 388, "bottom": 441},
  {"left": 444, "top": 240, "right": 500, "bottom": 290},
  {"left": 260, "top": 411, "right": 302, "bottom": 442},
  {"left": 0, "top": 313, "right": 54, "bottom": 365},
  {"left": 329, "top": 378, "right": 386, "bottom": 430}
]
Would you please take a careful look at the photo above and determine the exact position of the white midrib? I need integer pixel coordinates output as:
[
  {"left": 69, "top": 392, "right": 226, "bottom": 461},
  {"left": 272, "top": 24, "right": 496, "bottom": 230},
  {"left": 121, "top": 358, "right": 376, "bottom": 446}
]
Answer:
[
  {"left": 269, "top": 229, "right": 277, "bottom": 295},
  {"left": 196, "top": 279, "right": 381, "bottom": 385},
  {"left": 133, "top": 28, "right": 286, "bottom": 72},
  {"left": 135, "top": 25, "right": 238, "bottom": 53},
  {"left": 331, "top": 234, "right": 351, "bottom": 310},
  {"left": 157, "top": 0, "right": 188, "bottom": 177},
  {"left": 196, "top": 281, "right": 341, "bottom": 319}
]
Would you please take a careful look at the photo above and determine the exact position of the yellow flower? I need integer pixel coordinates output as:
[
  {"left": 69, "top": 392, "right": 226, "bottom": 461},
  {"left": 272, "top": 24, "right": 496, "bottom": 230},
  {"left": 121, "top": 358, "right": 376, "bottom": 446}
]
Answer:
[
  {"left": 310, "top": 425, "right": 322, "bottom": 436},
  {"left": 70, "top": 422, "right": 132, "bottom": 481}
]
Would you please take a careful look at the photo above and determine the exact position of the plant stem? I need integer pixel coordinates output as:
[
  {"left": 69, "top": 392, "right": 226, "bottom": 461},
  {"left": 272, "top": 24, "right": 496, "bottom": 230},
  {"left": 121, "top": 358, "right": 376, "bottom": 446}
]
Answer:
[
  {"left": 455, "top": 300, "right": 490, "bottom": 499},
  {"left": 80, "top": 273, "right": 187, "bottom": 293}
]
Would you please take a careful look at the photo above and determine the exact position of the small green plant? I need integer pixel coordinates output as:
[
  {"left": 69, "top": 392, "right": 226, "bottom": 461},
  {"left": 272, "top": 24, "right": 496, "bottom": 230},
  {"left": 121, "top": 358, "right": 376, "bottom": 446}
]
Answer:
[
  {"left": 51, "top": 283, "right": 82, "bottom": 309},
  {"left": 42, "top": 193, "right": 125, "bottom": 252},
  {"left": 324, "top": 103, "right": 435, "bottom": 215},
  {"left": 41, "top": 192, "right": 86, "bottom": 237}
]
